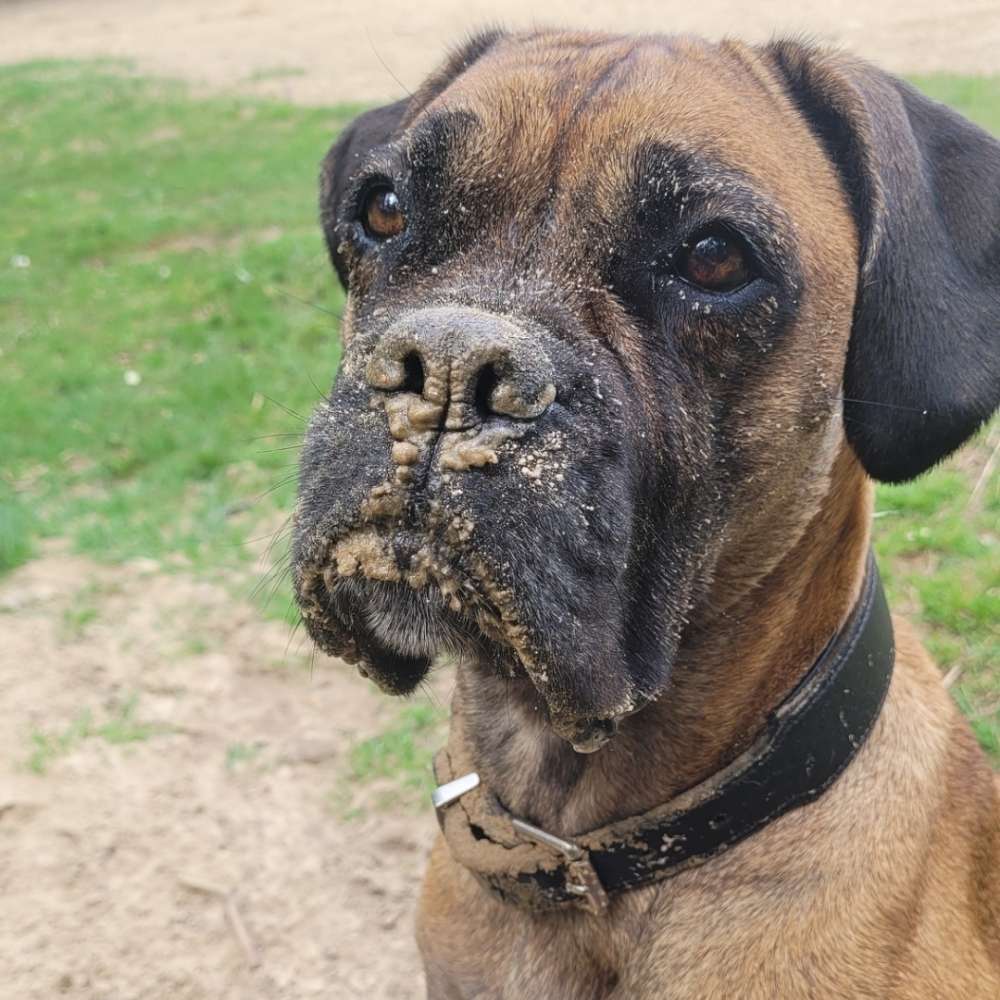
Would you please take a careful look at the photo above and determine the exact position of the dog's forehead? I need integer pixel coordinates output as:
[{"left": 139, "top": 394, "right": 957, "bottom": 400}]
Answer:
[{"left": 411, "top": 32, "right": 849, "bottom": 237}]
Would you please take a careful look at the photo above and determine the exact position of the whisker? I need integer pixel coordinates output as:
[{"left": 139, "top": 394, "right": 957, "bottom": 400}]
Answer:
[
  {"left": 259, "top": 516, "right": 294, "bottom": 568},
  {"left": 284, "top": 612, "right": 304, "bottom": 658},
  {"left": 308, "top": 373, "right": 331, "bottom": 405},
  {"left": 841, "top": 413, "right": 884, "bottom": 434},
  {"left": 837, "top": 395, "right": 930, "bottom": 415},
  {"left": 256, "top": 443, "right": 304, "bottom": 455},
  {"left": 261, "top": 563, "right": 293, "bottom": 611},
  {"left": 248, "top": 562, "right": 283, "bottom": 603},
  {"left": 273, "top": 285, "right": 343, "bottom": 321},
  {"left": 249, "top": 431, "right": 304, "bottom": 443},
  {"left": 261, "top": 395, "right": 308, "bottom": 423},
  {"left": 248, "top": 545, "right": 291, "bottom": 592},
  {"left": 365, "top": 25, "right": 413, "bottom": 97},
  {"left": 247, "top": 474, "right": 300, "bottom": 506},
  {"left": 234, "top": 526, "right": 291, "bottom": 548}
]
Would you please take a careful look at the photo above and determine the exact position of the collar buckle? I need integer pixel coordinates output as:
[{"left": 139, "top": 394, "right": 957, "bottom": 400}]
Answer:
[
  {"left": 430, "top": 554, "right": 893, "bottom": 914},
  {"left": 511, "top": 818, "right": 609, "bottom": 914},
  {"left": 431, "top": 771, "right": 480, "bottom": 809},
  {"left": 431, "top": 774, "right": 609, "bottom": 914}
]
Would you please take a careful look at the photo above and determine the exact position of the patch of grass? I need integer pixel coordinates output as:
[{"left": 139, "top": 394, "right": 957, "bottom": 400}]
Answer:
[
  {"left": 1, "top": 62, "right": 996, "bottom": 761},
  {"left": 332, "top": 703, "right": 447, "bottom": 816},
  {"left": 225, "top": 741, "right": 265, "bottom": 770},
  {"left": 0, "top": 61, "right": 359, "bottom": 572},
  {"left": 874, "top": 420, "right": 999, "bottom": 763},
  {"left": 26, "top": 712, "right": 92, "bottom": 775},
  {"left": 59, "top": 581, "right": 104, "bottom": 638},
  {"left": 60, "top": 603, "right": 99, "bottom": 638},
  {"left": 0, "top": 482, "right": 35, "bottom": 573},
  {"left": 180, "top": 635, "right": 212, "bottom": 656},
  {"left": 349, "top": 703, "right": 444, "bottom": 790},
  {"left": 95, "top": 695, "right": 160, "bottom": 744},
  {"left": 25, "top": 695, "right": 161, "bottom": 773},
  {"left": 244, "top": 66, "right": 308, "bottom": 84}
]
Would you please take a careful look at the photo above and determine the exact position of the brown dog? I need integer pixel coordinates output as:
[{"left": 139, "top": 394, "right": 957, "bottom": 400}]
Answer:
[{"left": 292, "top": 30, "right": 1000, "bottom": 998}]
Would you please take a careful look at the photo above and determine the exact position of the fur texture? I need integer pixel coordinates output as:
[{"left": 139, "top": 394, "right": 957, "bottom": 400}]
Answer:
[{"left": 292, "top": 31, "right": 1000, "bottom": 998}]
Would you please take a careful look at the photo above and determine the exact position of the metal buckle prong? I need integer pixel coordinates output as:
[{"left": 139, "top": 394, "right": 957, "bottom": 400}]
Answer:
[
  {"left": 510, "top": 818, "right": 583, "bottom": 860},
  {"left": 511, "top": 818, "right": 609, "bottom": 914},
  {"left": 431, "top": 771, "right": 480, "bottom": 810}
]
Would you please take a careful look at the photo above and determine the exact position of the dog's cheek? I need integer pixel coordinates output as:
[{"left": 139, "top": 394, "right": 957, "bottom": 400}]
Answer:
[
  {"left": 430, "top": 416, "right": 642, "bottom": 725},
  {"left": 293, "top": 377, "right": 395, "bottom": 561}
]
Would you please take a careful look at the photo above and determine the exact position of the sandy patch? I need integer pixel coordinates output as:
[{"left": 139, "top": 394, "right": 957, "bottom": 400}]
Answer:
[
  {"left": 0, "top": 0, "right": 998, "bottom": 106},
  {"left": 0, "top": 546, "right": 445, "bottom": 998}
]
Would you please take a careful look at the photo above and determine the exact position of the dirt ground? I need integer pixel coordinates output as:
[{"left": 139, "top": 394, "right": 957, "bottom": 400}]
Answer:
[
  {"left": 1, "top": 0, "right": 999, "bottom": 105},
  {"left": 0, "top": 545, "right": 445, "bottom": 999},
  {"left": 0, "top": 2, "right": 995, "bottom": 998}
]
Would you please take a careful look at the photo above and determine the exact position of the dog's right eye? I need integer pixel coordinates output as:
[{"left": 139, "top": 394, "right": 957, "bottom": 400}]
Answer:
[
  {"left": 676, "top": 227, "right": 753, "bottom": 293},
  {"left": 361, "top": 185, "right": 406, "bottom": 241}
]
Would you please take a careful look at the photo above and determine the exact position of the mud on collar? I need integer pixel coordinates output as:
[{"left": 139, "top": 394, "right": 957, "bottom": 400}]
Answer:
[{"left": 431, "top": 552, "right": 895, "bottom": 914}]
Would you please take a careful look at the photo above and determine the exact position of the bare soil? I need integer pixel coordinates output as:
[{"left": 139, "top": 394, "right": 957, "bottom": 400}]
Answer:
[
  {"left": 0, "top": 546, "right": 440, "bottom": 999},
  {"left": 0, "top": 3, "right": 993, "bottom": 997},
  {"left": 1, "top": 0, "right": 998, "bottom": 106}
]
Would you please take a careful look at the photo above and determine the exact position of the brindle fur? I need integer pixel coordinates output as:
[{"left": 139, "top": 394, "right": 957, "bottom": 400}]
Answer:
[{"left": 293, "top": 30, "right": 1000, "bottom": 998}]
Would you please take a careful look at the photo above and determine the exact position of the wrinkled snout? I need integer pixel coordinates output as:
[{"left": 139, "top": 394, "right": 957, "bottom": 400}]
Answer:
[
  {"left": 294, "top": 296, "right": 644, "bottom": 747},
  {"left": 365, "top": 307, "right": 557, "bottom": 433}
]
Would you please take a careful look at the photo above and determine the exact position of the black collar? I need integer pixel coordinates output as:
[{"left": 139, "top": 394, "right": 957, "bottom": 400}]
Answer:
[{"left": 431, "top": 553, "right": 895, "bottom": 913}]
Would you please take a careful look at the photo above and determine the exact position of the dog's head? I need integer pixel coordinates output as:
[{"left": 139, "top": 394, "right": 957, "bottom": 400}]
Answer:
[{"left": 292, "top": 32, "right": 1000, "bottom": 751}]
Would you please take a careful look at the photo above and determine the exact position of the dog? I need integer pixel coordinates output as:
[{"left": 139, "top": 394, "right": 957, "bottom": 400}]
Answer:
[{"left": 291, "top": 30, "right": 1000, "bottom": 998}]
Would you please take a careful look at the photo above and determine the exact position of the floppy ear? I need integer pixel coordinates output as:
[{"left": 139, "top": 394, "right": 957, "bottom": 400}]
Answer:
[
  {"left": 319, "top": 29, "right": 506, "bottom": 288},
  {"left": 764, "top": 41, "right": 1000, "bottom": 483},
  {"left": 319, "top": 99, "right": 409, "bottom": 287}
]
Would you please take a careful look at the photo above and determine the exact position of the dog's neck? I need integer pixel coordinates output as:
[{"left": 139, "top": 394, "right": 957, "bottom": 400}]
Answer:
[{"left": 450, "top": 444, "right": 874, "bottom": 836}]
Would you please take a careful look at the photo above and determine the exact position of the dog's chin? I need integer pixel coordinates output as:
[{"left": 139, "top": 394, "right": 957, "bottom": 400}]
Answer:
[
  {"left": 297, "top": 562, "right": 519, "bottom": 696},
  {"left": 353, "top": 579, "right": 462, "bottom": 660},
  {"left": 294, "top": 526, "right": 654, "bottom": 753}
]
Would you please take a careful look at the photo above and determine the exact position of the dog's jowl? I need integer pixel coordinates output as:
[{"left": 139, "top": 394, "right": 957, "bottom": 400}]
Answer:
[{"left": 292, "top": 30, "right": 1000, "bottom": 999}]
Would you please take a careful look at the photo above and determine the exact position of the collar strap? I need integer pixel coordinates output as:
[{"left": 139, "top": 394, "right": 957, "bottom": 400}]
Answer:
[{"left": 431, "top": 552, "right": 895, "bottom": 913}]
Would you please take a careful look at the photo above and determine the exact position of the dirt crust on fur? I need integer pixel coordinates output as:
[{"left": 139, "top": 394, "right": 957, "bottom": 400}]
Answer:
[{"left": 0, "top": 5, "right": 993, "bottom": 996}]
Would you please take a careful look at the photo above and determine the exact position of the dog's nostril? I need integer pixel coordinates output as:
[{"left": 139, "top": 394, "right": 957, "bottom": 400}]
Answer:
[
  {"left": 401, "top": 351, "right": 425, "bottom": 396},
  {"left": 472, "top": 363, "right": 500, "bottom": 421},
  {"left": 367, "top": 309, "right": 556, "bottom": 423}
]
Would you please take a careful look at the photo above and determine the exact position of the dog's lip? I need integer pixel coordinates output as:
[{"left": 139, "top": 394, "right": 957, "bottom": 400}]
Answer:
[
  {"left": 295, "top": 524, "right": 489, "bottom": 641},
  {"left": 295, "top": 522, "right": 643, "bottom": 752},
  {"left": 566, "top": 716, "right": 620, "bottom": 754}
]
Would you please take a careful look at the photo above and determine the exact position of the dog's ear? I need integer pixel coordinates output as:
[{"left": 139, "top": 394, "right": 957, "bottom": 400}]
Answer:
[
  {"left": 319, "top": 99, "right": 409, "bottom": 286},
  {"left": 764, "top": 41, "right": 1000, "bottom": 483},
  {"left": 320, "top": 29, "right": 505, "bottom": 288}
]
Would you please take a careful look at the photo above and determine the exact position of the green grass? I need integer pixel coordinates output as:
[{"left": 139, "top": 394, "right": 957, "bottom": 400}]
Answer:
[
  {"left": 909, "top": 74, "right": 1000, "bottom": 133},
  {"left": 225, "top": 741, "right": 265, "bottom": 770},
  {"left": 348, "top": 703, "right": 444, "bottom": 791},
  {"left": 332, "top": 703, "right": 447, "bottom": 816},
  {"left": 0, "top": 61, "right": 357, "bottom": 573},
  {"left": 26, "top": 694, "right": 162, "bottom": 774},
  {"left": 0, "top": 481, "right": 35, "bottom": 571},
  {"left": 0, "top": 62, "right": 996, "bottom": 762},
  {"left": 874, "top": 426, "right": 999, "bottom": 760}
]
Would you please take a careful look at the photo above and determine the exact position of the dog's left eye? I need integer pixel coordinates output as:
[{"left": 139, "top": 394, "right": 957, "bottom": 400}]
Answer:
[
  {"left": 677, "top": 228, "right": 752, "bottom": 292},
  {"left": 362, "top": 185, "right": 406, "bottom": 240}
]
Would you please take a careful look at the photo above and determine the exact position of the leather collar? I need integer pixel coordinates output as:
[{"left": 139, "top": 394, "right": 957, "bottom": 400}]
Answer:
[{"left": 431, "top": 552, "right": 895, "bottom": 913}]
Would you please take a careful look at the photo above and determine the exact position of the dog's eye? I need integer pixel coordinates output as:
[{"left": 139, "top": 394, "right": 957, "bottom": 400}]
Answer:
[
  {"left": 362, "top": 185, "right": 406, "bottom": 240},
  {"left": 677, "top": 228, "right": 752, "bottom": 292}
]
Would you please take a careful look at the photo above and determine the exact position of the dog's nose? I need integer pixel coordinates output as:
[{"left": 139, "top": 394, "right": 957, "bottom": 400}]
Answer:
[{"left": 365, "top": 307, "right": 556, "bottom": 430}]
